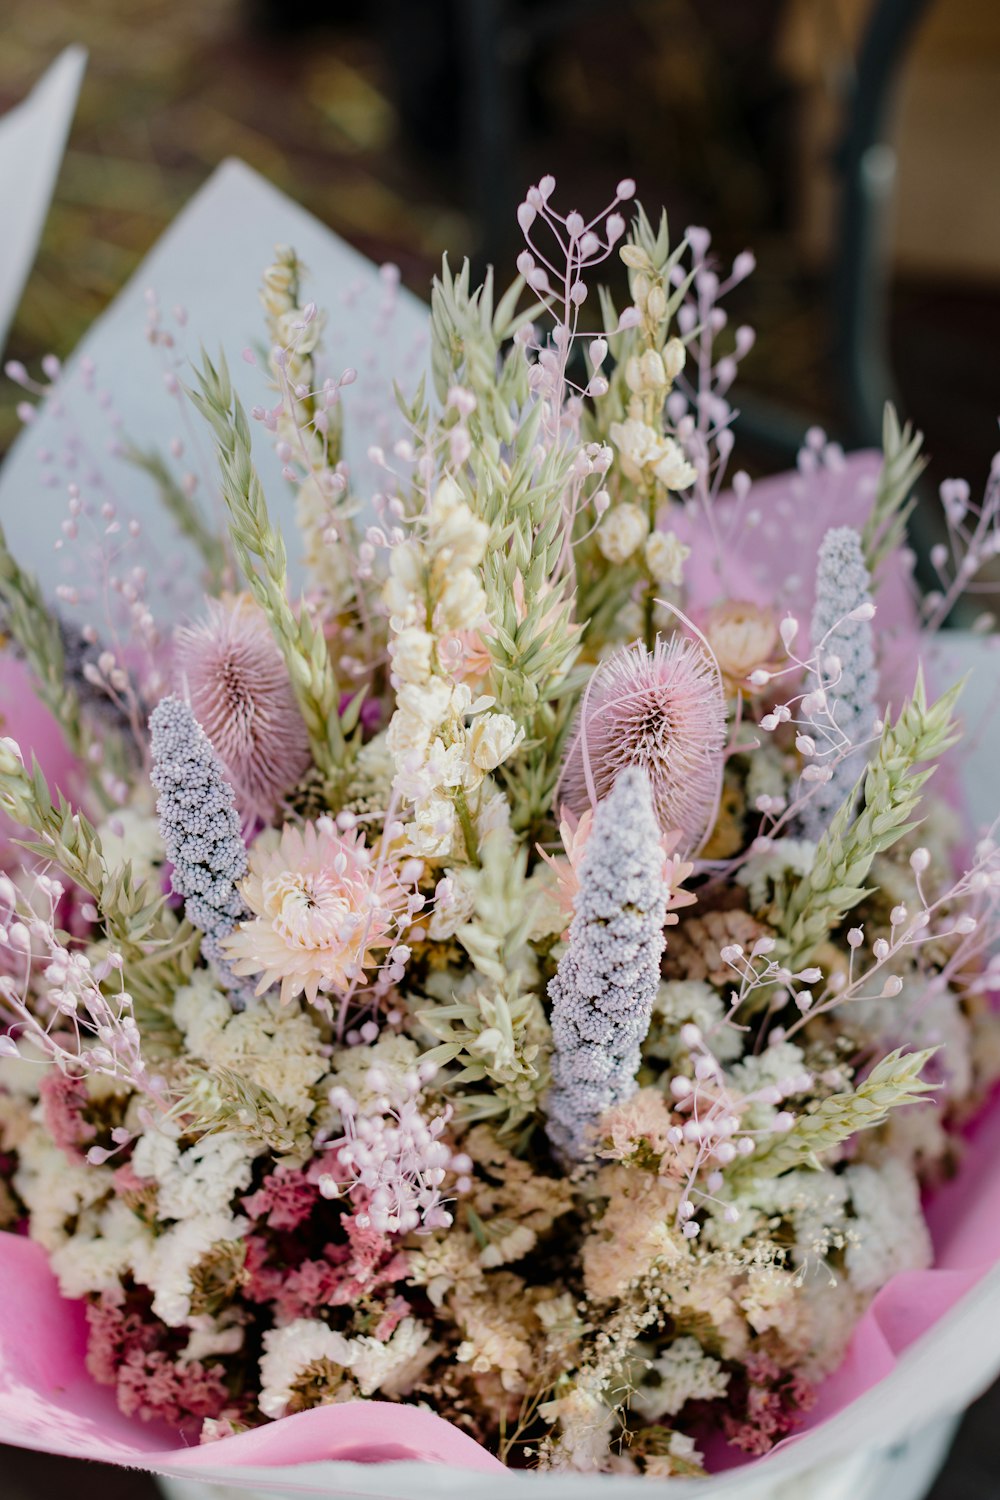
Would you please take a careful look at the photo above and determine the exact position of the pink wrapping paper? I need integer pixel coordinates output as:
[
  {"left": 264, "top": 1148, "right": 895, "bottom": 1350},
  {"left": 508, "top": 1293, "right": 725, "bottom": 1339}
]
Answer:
[{"left": 1, "top": 457, "right": 998, "bottom": 1481}]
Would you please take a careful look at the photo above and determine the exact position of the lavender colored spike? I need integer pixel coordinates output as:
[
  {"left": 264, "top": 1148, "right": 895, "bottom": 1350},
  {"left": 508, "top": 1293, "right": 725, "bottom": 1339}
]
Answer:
[
  {"left": 545, "top": 768, "right": 669, "bottom": 1163},
  {"left": 801, "top": 526, "right": 878, "bottom": 841},
  {"left": 149, "top": 694, "right": 250, "bottom": 992}
]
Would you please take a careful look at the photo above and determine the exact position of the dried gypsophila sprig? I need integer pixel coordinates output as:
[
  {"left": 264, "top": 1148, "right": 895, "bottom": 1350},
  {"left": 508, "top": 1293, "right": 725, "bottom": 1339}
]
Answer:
[
  {"left": 0, "top": 871, "right": 166, "bottom": 1125},
  {"left": 720, "top": 824, "right": 1000, "bottom": 1044},
  {"left": 0, "top": 736, "right": 198, "bottom": 1013},
  {"left": 921, "top": 449, "right": 1000, "bottom": 631},
  {"left": 775, "top": 667, "right": 961, "bottom": 973}
]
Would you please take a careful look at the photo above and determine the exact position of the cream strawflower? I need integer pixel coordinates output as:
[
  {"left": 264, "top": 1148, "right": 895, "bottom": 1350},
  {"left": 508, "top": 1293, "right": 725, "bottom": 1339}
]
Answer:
[
  {"left": 645, "top": 530, "right": 691, "bottom": 588},
  {"left": 597, "top": 502, "right": 649, "bottom": 564},
  {"left": 221, "top": 820, "right": 409, "bottom": 1005}
]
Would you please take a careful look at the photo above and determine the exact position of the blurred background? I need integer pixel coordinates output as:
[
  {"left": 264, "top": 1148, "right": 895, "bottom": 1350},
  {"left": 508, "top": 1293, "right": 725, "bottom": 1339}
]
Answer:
[
  {"left": 1, "top": 0, "right": 999, "bottom": 492},
  {"left": 0, "top": 0, "right": 999, "bottom": 1494}
]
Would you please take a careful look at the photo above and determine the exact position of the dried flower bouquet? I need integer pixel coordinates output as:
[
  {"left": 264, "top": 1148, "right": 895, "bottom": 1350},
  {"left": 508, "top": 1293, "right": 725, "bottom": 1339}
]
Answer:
[{"left": 1, "top": 178, "right": 999, "bottom": 1482}]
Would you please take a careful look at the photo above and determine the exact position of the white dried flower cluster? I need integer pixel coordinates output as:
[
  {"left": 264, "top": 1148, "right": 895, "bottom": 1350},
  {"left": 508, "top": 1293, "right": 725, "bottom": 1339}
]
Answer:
[
  {"left": 608, "top": 418, "right": 697, "bottom": 492},
  {"left": 258, "top": 1316, "right": 435, "bottom": 1417},
  {"left": 383, "top": 479, "right": 523, "bottom": 861},
  {"left": 174, "top": 971, "right": 329, "bottom": 1115},
  {"left": 632, "top": 1336, "right": 730, "bottom": 1421}
]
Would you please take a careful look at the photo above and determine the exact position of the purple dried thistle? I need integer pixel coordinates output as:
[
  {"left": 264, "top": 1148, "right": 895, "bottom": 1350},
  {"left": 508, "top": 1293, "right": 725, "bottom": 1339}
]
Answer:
[{"left": 558, "top": 635, "right": 727, "bottom": 853}]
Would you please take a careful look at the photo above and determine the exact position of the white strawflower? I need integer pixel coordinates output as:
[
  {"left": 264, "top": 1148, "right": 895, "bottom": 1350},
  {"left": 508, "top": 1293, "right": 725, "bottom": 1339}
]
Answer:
[
  {"left": 468, "top": 712, "right": 524, "bottom": 772},
  {"left": 597, "top": 502, "right": 648, "bottom": 564},
  {"left": 644, "top": 530, "right": 691, "bottom": 588}
]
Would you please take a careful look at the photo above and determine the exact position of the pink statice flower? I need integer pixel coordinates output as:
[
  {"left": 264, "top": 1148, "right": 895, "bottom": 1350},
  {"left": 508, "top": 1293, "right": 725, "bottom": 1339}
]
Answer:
[
  {"left": 220, "top": 819, "right": 411, "bottom": 1005},
  {"left": 174, "top": 594, "right": 311, "bottom": 821},
  {"left": 38, "top": 1071, "right": 96, "bottom": 1158},
  {"left": 558, "top": 636, "right": 727, "bottom": 853},
  {"left": 242, "top": 1165, "right": 318, "bottom": 1233}
]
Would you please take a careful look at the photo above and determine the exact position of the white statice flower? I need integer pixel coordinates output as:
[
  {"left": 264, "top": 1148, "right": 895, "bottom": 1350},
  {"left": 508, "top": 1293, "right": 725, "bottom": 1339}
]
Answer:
[
  {"left": 632, "top": 1336, "right": 729, "bottom": 1421},
  {"left": 180, "top": 1312, "right": 246, "bottom": 1365},
  {"left": 349, "top": 1318, "right": 436, "bottom": 1397},
  {"left": 173, "top": 972, "right": 329, "bottom": 1115},
  {"left": 258, "top": 1319, "right": 355, "bottom": 1418},
  {"left": 95, "top": 806, "right": 164, "bottom": 888},
  {"left": 257, "top": 1316, "right": 434, "bottom": 1416},
  {"left": 648, "top": 980, "right": 743, "bottom": 1064},
  {"left": 843, "top": 1158, "right": 932, "bottom": 1295},
  {"left": 644, "top": 530, "right": 690, "bottom": 588},
  {"left": 14, "top": 1126, "right": 113, "bottom": 1252},
  {"left": 132, "top": 1210, "right": 249, "bottom": 1327},
  {"left": 596, "top": 502, "right": 648, "bottom": 564},
  {"left": 49, "top": 1196, "right": 155, "bottom": 1299},
  {"left": 751, "top": 1168, "right": 849, "bottom": 1267},
  {"left": 131, "top": 1126, "right": 264, "bottom": 1220}
]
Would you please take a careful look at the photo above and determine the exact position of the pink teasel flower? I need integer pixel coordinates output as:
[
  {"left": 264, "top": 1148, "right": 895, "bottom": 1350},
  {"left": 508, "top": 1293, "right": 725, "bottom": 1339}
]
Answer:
[
  {"left": 173, "top": 595, "right": 311, "bottom": 820},
  {"left": 558, "top": 636, "right": 727, "bottom": 853},
  {"left": 220, "top": 819, "right": 415, "bottom": 1005}
]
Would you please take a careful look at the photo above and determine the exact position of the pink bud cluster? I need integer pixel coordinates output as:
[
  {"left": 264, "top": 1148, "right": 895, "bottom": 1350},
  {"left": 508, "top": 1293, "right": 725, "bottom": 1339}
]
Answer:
[
  {"left": 320, "top": 1062, "right": 472, "bottom": 1235},
  {"left": 0, "top": 873, "right": 164, "bottom": 1119}
]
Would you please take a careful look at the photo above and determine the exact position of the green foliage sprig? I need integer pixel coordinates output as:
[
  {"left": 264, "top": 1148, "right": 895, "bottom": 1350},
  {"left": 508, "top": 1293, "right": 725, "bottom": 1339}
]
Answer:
[
  {"left": 188, "top": 351, "right": 350, "bottom": 797},
  {"left": 777, "top": 668, "right": 961, "bottom": 971},
  {"left": 861, "top": 403, "right": 926, "bottom": 582},
  {"left": 0, "top": 520, "right": 86, "bottom": 759},
  {"left": 740, "top": 1048, "right": 937, "bottom": 1180}
]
